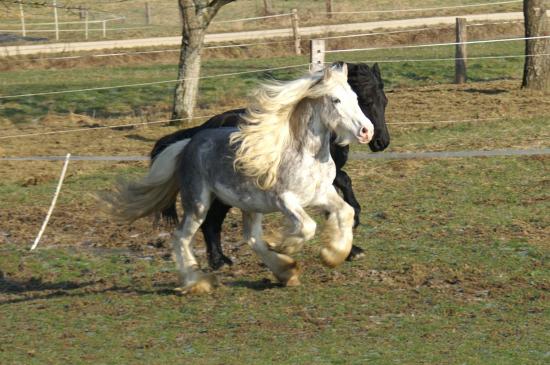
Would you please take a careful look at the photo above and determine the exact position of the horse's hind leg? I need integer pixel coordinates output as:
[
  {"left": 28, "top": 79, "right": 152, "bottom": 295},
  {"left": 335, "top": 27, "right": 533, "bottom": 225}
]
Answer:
[
  {"left": 243, "top": 211, "right": 300, "bottom": 286},
  {"left": 318, "top": 188, "right": 355, "bottom": 268},
  {"left": 172, "top": 192, "right": 216, "bottom": 294}
]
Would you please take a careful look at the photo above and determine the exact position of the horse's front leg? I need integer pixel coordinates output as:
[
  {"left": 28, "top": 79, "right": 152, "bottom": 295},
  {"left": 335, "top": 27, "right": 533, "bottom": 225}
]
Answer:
[
  {"left": 200, "top": 199, "right": 233, "bottom": 270},
  {"left": 243, "top": 211, "right": 300, "bottom": 286},
  {"left": 333, "top": 169, "right": 361, "bottom": 228},
  {"left": 317, "top": 187, "right": 355, "bottom": 268},
  {"left": 266, "top": 192, "right": 317, "bottom": 255}
]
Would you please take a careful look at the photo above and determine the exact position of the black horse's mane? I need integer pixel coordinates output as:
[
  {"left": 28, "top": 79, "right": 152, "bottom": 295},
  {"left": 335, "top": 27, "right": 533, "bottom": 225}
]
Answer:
[{"left": 348, "top": 63, "right": 383, "bottom": 90}]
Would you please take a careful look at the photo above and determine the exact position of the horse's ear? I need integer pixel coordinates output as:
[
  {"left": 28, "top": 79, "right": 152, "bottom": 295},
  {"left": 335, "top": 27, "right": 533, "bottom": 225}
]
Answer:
[
  {"left": 341, "top": 62, "right": 348, "bottom": 78},
  {"left": 324, "top": 65, "right": 333, "bottom": 81},
  {"left": 326, "top": 62, "right": 347, "bottom": 80},
  {"left": 372, "top": 63, "right": 381, "bottom": 80}
]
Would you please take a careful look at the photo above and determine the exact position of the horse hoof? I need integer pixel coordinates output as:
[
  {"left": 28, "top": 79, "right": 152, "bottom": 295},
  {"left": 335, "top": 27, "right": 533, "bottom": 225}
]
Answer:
[
  {"left": 209, "top": 255, "right": 233, "bottom": 271},
  {"left": 274, "top": 261, "right": 300, "bottom": 286},
  {"left": 174, "top": 274, "right": 218, "bottom": 295},
  {"left": 346, "top": 245, "right": 365, "bottom": 261},
  {"left": 321, "top": 247, "right": 349, "bottom": 268},
  {"left": 284, "top": 275, "right": 301, "bottom": 287}
]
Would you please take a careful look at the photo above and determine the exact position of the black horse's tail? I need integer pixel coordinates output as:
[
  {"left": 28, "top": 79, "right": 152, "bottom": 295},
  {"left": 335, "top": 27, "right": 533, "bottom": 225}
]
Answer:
[{"left": 150, "top": 109, "right": 245, "bottom": 226}]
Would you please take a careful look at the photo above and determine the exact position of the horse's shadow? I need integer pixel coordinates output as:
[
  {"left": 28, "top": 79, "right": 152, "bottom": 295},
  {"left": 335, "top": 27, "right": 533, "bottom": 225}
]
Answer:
[
  {"left": 0, "top": 276, "right": 95, "bottom": 294},
  {"left": 125, "top": 134, "right": 156, "bottom": 142},
  {"left": 223, "top": 278, "right": 282, "bottom": 291},
  {"left": 0, "top": 275, "right": 176, "bottom": 305},
  {"left": 0, "top": 275, "right": 284, "bottom": 305},
  {"left": 461, "top": 88, "right": 508, "bottom": 95}
]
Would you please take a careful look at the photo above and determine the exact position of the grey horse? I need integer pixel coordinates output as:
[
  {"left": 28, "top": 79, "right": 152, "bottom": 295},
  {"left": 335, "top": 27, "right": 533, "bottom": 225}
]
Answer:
[{"left": 105, "top": 63, "right": 373, "bottom": 293}]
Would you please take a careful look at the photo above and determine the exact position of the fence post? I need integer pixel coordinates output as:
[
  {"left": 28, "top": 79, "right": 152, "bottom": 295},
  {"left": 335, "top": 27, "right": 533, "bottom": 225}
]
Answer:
[
  {"left": 18, "top": 1, "right": 26, "bottom": 37},
  {"left": 326, "top": 0, "right": 333, "bottom": 19},
  {"left": 310, "top": 39, "right": 325, "bottom": 72},
  {"left": 84, "top": 10, "right": 89, "bottom": 40},
  {"left": 53, "top": 0, "right": 59, "bottom": 41},
  {"left": 145, "top": 2, "right": 151, "bottom": 25},
  {"left": 262, "top": 0, "right": 274, "bottom": 15},
  {"left": 291, "top": 9, "right": 301, "bottom": 55},
  {"left": 78, "top": 5, "right": 85, "bottom": 20},
  {"left": 102, "top": 20, "right": 107, "bottom": 38},
  {"left": 455, "top": 17, "right": 467, "bottom": 84}
]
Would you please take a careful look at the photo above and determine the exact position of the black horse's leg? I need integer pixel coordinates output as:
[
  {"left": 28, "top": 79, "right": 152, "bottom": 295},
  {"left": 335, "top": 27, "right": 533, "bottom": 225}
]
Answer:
[
  {"left": 201, "top": 199, "right": 233, "bottom": 270},
  {"left": 333, "top": 170, "right": 365, "bottom": 261},
  {"left": 161, "top": 204, "right": 179, "bottom": 225},
  {"left": 333, "top": 170, "right": 362, "bottom": 228}
]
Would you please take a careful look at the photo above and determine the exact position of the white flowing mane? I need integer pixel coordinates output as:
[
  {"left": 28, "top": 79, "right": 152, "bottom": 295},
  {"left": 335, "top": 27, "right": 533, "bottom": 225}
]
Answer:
[{"left": 230, "top": 67, "right": 347, "bottom": 190}]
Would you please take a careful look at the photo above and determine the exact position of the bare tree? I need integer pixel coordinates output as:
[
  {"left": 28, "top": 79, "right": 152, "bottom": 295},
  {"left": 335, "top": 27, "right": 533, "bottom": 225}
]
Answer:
[
  {"left": 522, "top": 0, "right": 550, "bottom": 90},
  {"left": 171, "top": 0, "right": 236, "bottom": 124}
]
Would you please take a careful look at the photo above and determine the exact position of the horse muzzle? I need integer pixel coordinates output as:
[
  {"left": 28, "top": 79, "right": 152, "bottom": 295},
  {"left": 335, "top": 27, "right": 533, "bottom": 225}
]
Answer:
[{"left": 357, "top": 124, "right": 373, "bottom": 144}]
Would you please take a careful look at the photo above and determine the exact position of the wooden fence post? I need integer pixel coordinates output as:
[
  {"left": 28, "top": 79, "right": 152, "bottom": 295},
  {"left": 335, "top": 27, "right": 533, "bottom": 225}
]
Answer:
[
  {"left": 53, "top": 0, "right": 59, "bottom": 41},
  {"left": 102, "top": 20, "right": 107, "bottom": 38},
  {"left": 291, "top": 9, "right": 301, "bottom": 55},
  {"left": 455, "top": 17, "right": 467, "bottom": 84},
  {"left": 262, "top": 0, "right": 274, "bottom": 15},
  {"left": 326, "top": 0, "right": 333, "bottom": 19},
  {"left": 145, "top": 2, "right": 151, "bottom": 25},
  {"left": 310, "top": 39, "right": 325, "bottom": 72},
  {"left": 18, "top": 1, "right": 26, "bottom": 37},
  {"left": 84, "top": 10, "right": 89, "bottom": 40}
]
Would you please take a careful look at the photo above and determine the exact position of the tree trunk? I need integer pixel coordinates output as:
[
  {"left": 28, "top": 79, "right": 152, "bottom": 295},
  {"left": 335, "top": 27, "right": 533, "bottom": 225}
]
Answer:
[
  {"left": 171, "top": 0, "right": 235, "bottom": 125},
  {"left": 171, "top": 30, "right": 205, "bottom": 124},
  {"left": 522, "top": 0, "right": 550, "bottom": 90}
]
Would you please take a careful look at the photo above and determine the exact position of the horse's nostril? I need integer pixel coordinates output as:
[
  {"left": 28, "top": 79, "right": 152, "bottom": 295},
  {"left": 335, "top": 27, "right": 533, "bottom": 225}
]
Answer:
[{"left": 361, "top": 127, "right": 368, "bottom": 136}]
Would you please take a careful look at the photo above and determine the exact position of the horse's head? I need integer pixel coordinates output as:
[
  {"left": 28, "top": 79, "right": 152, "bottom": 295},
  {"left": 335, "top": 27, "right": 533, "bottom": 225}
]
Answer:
[
  {"left": 318, "top": 63, "right": 374, "bottom": 145},
  {"left": 347, "top": 63, "right": 390, "bottom": 152}
]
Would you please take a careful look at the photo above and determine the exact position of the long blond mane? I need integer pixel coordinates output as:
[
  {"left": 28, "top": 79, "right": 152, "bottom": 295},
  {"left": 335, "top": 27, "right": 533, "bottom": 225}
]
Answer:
[{"left": 230, "top": 67, "right": 347, "bottom": 190}]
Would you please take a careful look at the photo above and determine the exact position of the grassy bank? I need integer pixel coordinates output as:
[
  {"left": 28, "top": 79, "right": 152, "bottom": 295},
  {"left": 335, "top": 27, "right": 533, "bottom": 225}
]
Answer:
[{"left": 0, "top": 41, "right": 529, "bottom": 123}]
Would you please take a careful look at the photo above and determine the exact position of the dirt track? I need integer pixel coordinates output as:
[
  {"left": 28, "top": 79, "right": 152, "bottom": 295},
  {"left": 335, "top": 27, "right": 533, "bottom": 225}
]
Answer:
[{"left": 0, "top": 11, "right": 540, "bottom": 56}]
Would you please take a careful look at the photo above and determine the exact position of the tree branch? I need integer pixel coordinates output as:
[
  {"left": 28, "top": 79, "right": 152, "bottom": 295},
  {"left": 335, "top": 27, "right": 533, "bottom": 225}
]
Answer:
[{"left": 202, "top": 0, "right": 236, "bottom": 24}]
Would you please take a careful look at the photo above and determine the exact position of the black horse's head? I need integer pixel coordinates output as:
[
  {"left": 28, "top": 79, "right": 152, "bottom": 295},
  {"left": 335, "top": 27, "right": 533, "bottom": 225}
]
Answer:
[{"left": 347, "top": 63, "right": 390, "bottom": 152}]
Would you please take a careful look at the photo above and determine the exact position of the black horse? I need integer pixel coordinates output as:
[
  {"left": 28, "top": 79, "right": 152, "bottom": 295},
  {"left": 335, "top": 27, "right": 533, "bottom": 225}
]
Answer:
[{"left": 151, "top": 63, "right": 389, "bottom": 269}]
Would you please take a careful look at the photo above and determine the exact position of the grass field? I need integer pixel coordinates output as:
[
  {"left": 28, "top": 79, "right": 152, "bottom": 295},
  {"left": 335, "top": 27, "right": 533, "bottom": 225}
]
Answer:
[
  {"left": 0, "top": 152, "right": 548, "bottom": 364},
  {"left": 0, "top": 0, "right": 524, "bottom": 43},
  {"left": 1, "top": 6, "right": 549, "bottom": 362},
  {"left": 1, "top": 90, "right": 549, "bottom": 364}
]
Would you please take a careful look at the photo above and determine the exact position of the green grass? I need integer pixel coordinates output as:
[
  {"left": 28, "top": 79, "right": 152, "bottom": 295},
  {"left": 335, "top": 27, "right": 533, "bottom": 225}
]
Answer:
[
  {"left": 326, "top": 41, "right": 526, "bottom": 86},
  {"left": 0, "top": 41, "right": 527, "bottom": 123},
  {"left": 1, "top": 154, "right": 548, "bottom": 364},
  {"left": 356, "top": 116, "right": 550, "bottom": 153}
]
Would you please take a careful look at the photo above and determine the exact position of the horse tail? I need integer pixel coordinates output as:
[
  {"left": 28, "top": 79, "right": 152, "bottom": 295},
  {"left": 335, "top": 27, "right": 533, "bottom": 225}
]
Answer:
[{"left": 103, "top": 139, "right": 190, "bottom": 223}]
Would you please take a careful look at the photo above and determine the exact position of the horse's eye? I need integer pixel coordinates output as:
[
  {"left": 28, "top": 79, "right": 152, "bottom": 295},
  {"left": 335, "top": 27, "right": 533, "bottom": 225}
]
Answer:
[{"left": 332, "top": 97, "right": 341, "bottom": 104}]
